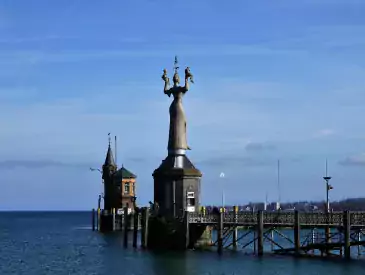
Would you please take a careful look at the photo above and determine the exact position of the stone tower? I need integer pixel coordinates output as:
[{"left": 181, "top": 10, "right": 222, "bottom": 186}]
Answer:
[
  {"left": 153, "top": 57, "right": 202, "bottom": 218},
  {"left": 102, "top": 138, "right": 117, "bottom": 211}
]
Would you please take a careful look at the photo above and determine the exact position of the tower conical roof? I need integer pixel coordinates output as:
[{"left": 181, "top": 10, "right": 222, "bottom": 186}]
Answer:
[{"left": 104, "top": 145, "right": 116, "bottom": 167}]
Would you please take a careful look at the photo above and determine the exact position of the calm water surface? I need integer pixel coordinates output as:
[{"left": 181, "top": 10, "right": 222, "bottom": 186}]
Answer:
[{"left": 1, "top": 212, "right": 365, "bottom": 275}]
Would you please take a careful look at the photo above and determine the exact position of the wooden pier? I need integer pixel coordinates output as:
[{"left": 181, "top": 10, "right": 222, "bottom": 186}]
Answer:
[
  {"left": 187, "top": 209, "right": 365, "bottom": 259},
  {"left": 92, "top": 207, "right": 149, "bottom": 248},
  {"left": 91, "top": 207, "right": 365, "bottom": 260}
]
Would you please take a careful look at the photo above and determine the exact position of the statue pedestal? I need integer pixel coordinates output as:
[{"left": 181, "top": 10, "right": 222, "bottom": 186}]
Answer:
[{"left": 153, "top": 154, "right": 202, "bottom": 218}]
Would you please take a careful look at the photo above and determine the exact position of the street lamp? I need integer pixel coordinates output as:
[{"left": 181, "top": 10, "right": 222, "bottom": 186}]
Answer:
[
  {"left": 324, "top": 176, "right": 332, "bottom": 213},
  {"left": 323, "top": 159, "right": 333, "bottom": 253},
  {"left": 220, "top": 172, "right": 225, "bottom": 213},
  {"left": 323, "top": 160, "right": 333, "bottom": 213},
  {"left": 90, "top": 167, "right": 103, "bottom": 209},
  {"left": 90, "top": 167, "right": 102, "bottom": 174}
]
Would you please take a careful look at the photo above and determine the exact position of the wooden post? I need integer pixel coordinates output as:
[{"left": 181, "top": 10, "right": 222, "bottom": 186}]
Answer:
[
  {"left": 184, "top": 211, "right": 190, "bottom": 249},
  {"left": 257, "top": 210, "right": 264, "bottom": 256},
  {"left": 133, "top": 208, "right": 139, "bottom": 248},
  {"left": 112, "top": 208, "right": 116, "bottom": 232},
  {"left": 358, "top": 231, "right": 361, "bottom": 257},
  {"left": 294, "top": 210, "right": 300, "bottom": 256},
  {"left": 141, "top": 207, "right": 149, "bottom": 248},
  {"left": 92, "top": 209, "right": 95, "bottom": 231},
  {"left": 217, "top": 211, "right": 223, "bottom": 255},
  {"left": 123, "top": 207, "right": 129, "bottom": 248},
  {"left": 325, "top": 212, "right": 331, "bottom": 255},
  {"left": 339, "top": 228, "right": 343, "bottom": 256},
  {"left": 311, "top": 228, "right": 315, "bottom": 255},
  {"left": 97, "top": 208, "right": 101, "bottom": 231},
  {"left": 343, "top": 210, "right": 351, "bottom": 260},
  {"left": 232, "top": 206, "right": 238, "bottom": 249}
]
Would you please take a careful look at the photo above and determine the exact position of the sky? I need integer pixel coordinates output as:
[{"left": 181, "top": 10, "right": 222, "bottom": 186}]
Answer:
[{"left": 0, "top": 0, "right": 365, "bottom": 210}]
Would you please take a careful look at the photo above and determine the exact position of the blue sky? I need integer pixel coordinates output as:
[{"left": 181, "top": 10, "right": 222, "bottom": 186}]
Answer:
[{"left": 1, "top": 0, "right": 365, "bottom": 210}]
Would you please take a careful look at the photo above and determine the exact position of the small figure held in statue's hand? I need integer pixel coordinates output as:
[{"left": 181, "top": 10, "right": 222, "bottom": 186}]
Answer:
[
  {"left": 162, "top": 69, "right": 169, "bottom": 84},
  {"left": 162, "top": 68, "right": 171, "bottom": 96},
  {"left": 185, "top": 67, "right": 194, "bottom": 84}
]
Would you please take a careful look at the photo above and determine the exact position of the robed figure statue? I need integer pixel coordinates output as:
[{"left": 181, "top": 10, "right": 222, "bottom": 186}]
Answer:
[{"left": 161, "top": 57, "right": 194, "bottom": 153}]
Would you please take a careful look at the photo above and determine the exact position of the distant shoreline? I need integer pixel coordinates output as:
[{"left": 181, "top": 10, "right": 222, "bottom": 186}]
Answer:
[{"left": 2, "top": 197, "right": 365, "bottom": 212}]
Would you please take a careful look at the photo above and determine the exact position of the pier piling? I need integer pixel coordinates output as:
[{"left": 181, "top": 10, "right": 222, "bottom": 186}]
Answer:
[
  {"left": 294, "top": 210, "right": 300, "bottom": 256},
  {"left": 232, "top": 206, "right": 238, "bottom": 249},
  {"left": 357, "top": 231, "right": 361, "bottom": 256},
  {"left": 343, "top": 210, "right": 351, "bottom": 260},
  {"left": 97, "top": 208, "right": 101, "bottom": 231},
  {"left": 123, "top": 207, "right": 129, "bottom": 248},
  {"left": 217, "top": 211, "right": 223, "bottom": 255},
  {"left": 112, "top": 208, "right": 116, "bottom": 231},
  {"left": 141, "top": 207, "right": 149, "bottom": 248},
  {"left": 325, "top": 212, "right": 331, "bottom": 255},
  {"left": 133, "top": 208, "right": 139, "bottom": 248},
  {"left": 92, "top": 209, "right": 95, "bottom": 231},
  {"left": 257, "top": 211, "right": 264, "bottom": 256}
]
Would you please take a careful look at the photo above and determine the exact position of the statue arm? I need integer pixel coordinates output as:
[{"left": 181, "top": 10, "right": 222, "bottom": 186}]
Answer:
[
  {"left": 162, "top": 69, "right": 171, "bottom": 96},
  {"left": 164, "top": 88, "right": 172, "bottom": 97},
  {"left": 183, "top": 67, "right": 194, "bottom": 92}
]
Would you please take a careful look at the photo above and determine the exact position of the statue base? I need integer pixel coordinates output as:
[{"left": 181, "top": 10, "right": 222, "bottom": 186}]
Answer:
[{"left": 152, "top": 154, "right": 202, "bottom": 218}]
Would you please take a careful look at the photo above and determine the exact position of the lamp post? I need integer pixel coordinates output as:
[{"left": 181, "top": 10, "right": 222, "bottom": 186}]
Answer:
[
  {"left": 324, "top": 176, "right": 332, "bottom": 213},
  {"left": 90, "top": 167, "right": 104, "bottom": 209},
  {"left": 323, "top": 159, "right": 333, "bottom": 253},
  {"left": 323, "top": 160, "right": 333, "bottom": 213},
  {"left": 220, "top": 172, "right": 225, "bottom": 213},
  {"left": 90, "top": 167, "right": 102, "bottom": 174}
]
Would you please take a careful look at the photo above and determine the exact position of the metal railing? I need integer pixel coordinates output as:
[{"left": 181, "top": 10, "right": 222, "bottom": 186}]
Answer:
[{"left": 188, "top": 211, "right": 365, "bottom": 227}]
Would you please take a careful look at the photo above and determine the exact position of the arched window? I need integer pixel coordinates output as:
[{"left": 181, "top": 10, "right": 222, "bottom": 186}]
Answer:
[{"left": 124, "top": 182, "right": 130, "bottom": 194}]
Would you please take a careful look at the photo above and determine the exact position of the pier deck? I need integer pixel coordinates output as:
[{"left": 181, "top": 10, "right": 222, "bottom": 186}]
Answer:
[
  {"left": 187, "top": 210, "right": 365, "bottom": 259},
  {"left": 188, "top": 211, "right": 365, "bottom": 228}
]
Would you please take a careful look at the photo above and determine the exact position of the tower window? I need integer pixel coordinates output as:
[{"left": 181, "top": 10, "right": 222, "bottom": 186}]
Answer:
[
  {"left": 124, "top": 182, "right": 130, "bottom": 194},
  {"left": 187, "top": 198, "right": 195, "bottom": 206}
]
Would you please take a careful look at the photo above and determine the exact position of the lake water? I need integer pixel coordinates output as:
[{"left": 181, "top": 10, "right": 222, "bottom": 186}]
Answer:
[{"left": 1, "top": 212, "right": 365, "bottom": 275}]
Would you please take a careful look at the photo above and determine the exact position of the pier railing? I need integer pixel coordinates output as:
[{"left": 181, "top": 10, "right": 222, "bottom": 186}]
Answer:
[{"left": 188, "top": 211, "right": 365, "bottom": 227}]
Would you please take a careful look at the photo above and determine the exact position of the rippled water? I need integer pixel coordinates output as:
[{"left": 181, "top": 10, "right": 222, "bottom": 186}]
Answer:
[{"left": 1, "top": 212, "right": 365, "bottom": 275}]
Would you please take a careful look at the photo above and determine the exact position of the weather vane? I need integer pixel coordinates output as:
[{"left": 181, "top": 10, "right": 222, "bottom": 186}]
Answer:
[{"left": 108, "top": 133, "right": 111, "bottom": 146}]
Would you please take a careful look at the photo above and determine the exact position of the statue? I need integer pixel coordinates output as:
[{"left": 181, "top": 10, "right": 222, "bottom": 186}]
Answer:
[{"left": 161, "top": 56, "right": 194, "bottom": 153}]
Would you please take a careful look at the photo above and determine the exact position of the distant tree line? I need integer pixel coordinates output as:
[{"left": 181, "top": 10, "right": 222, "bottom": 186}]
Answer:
[{"left": 204, "top": 198, "right": 365, "bottom": 212}]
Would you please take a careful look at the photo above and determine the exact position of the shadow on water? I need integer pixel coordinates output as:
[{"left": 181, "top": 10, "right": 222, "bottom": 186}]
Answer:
[
  {"left": 95, "top": 231, "right": 365, "bottom": 275},
  {"left": 149, "top": 250, "right": 189, "bottom": 275}
]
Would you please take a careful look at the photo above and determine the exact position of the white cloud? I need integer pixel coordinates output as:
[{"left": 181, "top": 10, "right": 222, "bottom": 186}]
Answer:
[
  {"left": 313, "top": 129, "right": 336, "bottom": 138},
  {"left": 339, "top": 153, "right": 365, "bottom": 166}
]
